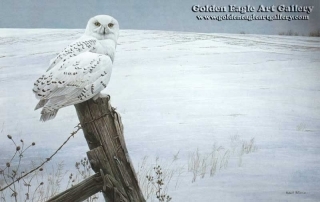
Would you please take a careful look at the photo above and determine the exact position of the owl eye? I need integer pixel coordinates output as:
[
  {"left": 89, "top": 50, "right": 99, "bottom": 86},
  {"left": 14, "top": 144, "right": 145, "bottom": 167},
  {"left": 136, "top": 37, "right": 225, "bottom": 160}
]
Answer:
[
  {"left": 108, "top": 23, "right": 114, "bottom": 28},
  {"left": 94, "top": 22, "right": 101, "bottom": 26}
]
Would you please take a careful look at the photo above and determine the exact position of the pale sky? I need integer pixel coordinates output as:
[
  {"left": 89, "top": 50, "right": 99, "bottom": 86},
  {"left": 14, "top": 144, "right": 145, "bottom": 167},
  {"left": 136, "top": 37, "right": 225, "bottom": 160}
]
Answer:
[{"left": 0, "top": 0, "right": 319, "bottom": 35}]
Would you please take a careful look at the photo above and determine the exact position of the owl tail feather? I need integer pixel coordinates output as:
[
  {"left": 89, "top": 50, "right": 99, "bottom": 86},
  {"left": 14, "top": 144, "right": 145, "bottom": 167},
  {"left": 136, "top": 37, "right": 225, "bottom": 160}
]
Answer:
[
  {"left": 40, "top": 109, "right": 59, "bottom": 122},
  {"left": 35, "top": 99, "right": 49, "bottom": 110}
]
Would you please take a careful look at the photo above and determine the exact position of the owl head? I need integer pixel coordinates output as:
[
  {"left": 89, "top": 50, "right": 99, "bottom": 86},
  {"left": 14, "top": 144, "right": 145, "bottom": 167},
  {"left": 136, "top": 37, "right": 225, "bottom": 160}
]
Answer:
[{"left": 85, "top": 15, "right": 119, "bottom": 41}]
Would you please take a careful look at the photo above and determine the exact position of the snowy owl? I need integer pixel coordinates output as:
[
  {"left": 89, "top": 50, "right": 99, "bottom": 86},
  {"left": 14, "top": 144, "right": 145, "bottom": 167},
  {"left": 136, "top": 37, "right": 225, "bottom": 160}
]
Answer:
[{"left": 32, "top": 15, "right": 119, "bottom": 122}]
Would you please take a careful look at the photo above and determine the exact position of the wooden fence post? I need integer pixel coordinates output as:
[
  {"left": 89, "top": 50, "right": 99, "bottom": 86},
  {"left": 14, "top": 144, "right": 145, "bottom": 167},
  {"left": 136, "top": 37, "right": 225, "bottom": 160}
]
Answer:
[
  {"left": 47, "top": 96, "right": 145, "bottom": 202},
  {"left": 75, "top": 96, "right": 145, "bottom": 202}
]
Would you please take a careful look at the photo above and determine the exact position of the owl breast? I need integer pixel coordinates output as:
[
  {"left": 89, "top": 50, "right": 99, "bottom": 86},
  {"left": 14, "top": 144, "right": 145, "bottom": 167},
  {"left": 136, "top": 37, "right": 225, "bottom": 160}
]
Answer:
[{"left": 93, "top": 39, "right": 116, "bottom": 62}]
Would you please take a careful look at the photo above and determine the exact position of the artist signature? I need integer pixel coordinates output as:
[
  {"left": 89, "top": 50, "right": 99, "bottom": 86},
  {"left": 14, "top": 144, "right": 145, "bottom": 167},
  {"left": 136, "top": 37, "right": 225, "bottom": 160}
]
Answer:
[{"left": 286, "top": 191, "right": 306, "bottom": 194}]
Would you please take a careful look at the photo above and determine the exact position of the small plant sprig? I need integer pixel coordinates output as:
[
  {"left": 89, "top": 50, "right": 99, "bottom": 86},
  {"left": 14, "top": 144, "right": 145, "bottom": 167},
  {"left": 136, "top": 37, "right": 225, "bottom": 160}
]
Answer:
[
  {"left": 0, "top": 134, "right": 37, "bottom": 201},
  {"left": 69, "top": 157, "right": 98, "bottom": 202},
  {"left": 146, "top": 165, "right": 172, "bottom": 202},
  {"left": 75, "top": 157, "right": 91, "bottom": 181}
]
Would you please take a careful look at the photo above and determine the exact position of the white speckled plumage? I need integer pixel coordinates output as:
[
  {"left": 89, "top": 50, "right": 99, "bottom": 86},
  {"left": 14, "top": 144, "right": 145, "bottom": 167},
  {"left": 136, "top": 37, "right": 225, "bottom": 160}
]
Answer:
[{"left": 32, "top": 15, "right": 119, "bottom": 121}]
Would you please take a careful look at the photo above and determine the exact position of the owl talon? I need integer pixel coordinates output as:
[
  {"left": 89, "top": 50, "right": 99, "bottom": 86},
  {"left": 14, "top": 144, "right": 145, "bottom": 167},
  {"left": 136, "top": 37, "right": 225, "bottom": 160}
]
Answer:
[
  {"left": 99, "top": 93, "right": 109, "bottom": 99},
  {"left": 92, "top": 93, "right": 109, "bottom": 102}
]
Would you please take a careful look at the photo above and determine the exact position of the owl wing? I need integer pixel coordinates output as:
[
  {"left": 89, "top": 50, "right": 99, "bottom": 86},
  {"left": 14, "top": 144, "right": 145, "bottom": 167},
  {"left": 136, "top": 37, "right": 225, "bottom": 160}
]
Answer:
[
  {"left": 33, "top": 52, "right": 112, "bottom": 112},
  {"left": 46, "top": 36, "right": 98, "bottom": 72}
]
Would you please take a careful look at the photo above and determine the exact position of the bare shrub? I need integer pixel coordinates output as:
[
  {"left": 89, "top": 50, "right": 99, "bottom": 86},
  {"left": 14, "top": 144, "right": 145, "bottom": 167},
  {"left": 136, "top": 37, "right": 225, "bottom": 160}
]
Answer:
[
  {"left": 278, "top": 30, "right": 299, "bottom": 36},
  {"left": 70, "top": 157, "right": 99, "bottom": 202},
  {"left": 309, "top": 30, "right": 320, "bottom": 37},
  {"left": 146, "top": 165, "right": 172, "bottom": 202},
  {"left": 188, "top": 136, "right": 257, "bottom": 182},
  {"left": 137, "top": 153, "right": 184, "bottom": 202},
  {"left": 238, "top": 138, "right": 257, "bottom": 167}
]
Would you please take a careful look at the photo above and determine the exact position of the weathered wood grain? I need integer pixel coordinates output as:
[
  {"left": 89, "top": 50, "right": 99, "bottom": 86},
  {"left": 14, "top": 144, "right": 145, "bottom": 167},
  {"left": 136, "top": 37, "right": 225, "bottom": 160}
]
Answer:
[
  {"left": 47, "top": 173, "right": 103, "bottom": 202},
  {"left": 75, "top": 96, "right": 145, "bottom": 202}
]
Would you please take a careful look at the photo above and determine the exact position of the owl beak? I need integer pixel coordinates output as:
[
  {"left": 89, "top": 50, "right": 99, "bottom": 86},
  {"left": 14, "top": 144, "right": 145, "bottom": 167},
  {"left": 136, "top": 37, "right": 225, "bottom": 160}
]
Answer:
[{"left": 103, "top": 27, "right": 108, "bottom": 35}]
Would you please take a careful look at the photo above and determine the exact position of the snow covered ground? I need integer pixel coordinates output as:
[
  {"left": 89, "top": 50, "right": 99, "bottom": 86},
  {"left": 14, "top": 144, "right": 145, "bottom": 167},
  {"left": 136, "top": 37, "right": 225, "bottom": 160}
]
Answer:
[{"left": 0, "top": 29, "right": 320, "bottom": 201}]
